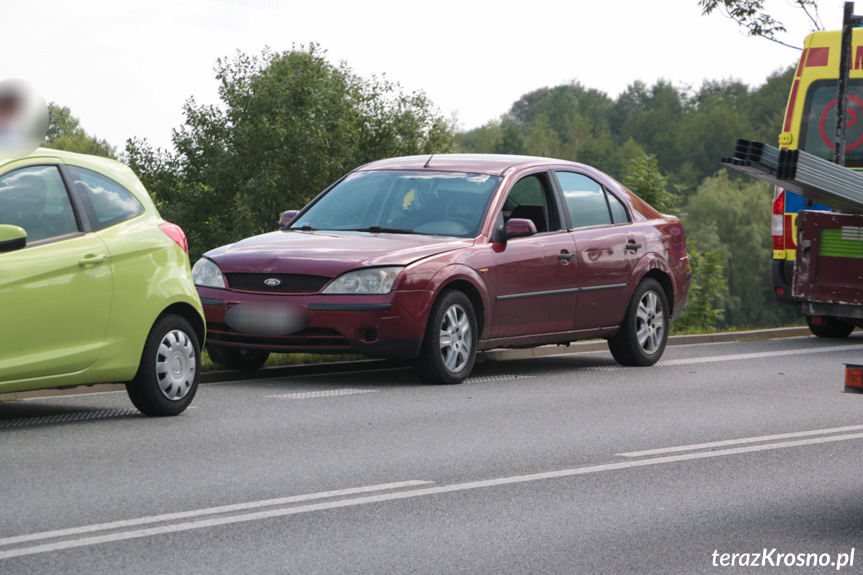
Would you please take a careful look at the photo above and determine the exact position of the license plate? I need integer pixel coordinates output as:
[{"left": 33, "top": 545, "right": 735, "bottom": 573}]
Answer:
[{"left": 224, "top": 301, "right": 308, "bottom": 336}]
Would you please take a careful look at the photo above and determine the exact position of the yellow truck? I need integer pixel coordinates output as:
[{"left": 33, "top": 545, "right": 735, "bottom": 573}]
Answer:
[{"left": 766, "top": 12, "right": 863, "bottom": 337}]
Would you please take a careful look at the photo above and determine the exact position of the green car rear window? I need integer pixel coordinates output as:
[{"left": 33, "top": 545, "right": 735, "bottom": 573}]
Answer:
[{"left": 68, "top": 166, "right": 144, "bottom": 231}]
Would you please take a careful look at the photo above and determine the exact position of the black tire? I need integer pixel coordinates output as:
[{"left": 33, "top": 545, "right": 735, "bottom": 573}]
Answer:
[
  {"left": 207, "top": 344, "right": 270, "bottom": 371},
  {"left": 807, "top": 316, "right": 855, "bottom": 338},
  {"left": 608, "top": 278, "right": 669, "bottom": 367},
  {"left": 413, "top": 290, "right": 477, "bottom": 385},
  {"left": 126, "top": 315, "right": 200, "bottom": 416}
]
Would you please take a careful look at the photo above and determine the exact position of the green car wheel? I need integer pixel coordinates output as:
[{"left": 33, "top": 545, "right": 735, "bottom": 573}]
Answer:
[{"left": 126, "top": 315, "right": 201, "bottom": 417}]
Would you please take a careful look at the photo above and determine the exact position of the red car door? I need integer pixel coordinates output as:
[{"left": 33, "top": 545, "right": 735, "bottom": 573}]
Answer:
[
  {"left": 491, "top": 232, "right": 578, "bottom": 337},
  {"left": 554, "top": 170, "right": 641, "bottom": 330},
  {"left": 571, "top": 226, "right": 643, "bottom": 330},
  {"left": 490, "top": 172, "right": 579, "bottom": 338}
]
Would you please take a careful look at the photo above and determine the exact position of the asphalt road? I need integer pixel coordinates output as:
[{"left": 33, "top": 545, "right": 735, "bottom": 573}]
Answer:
[{"left": 2, "top": 334, "right": 863, "bottom": 574}]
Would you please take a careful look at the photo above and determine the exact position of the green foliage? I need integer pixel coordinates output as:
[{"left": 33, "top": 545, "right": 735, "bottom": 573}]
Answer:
[
  {"left": 684, "top": 171, "right": 795, "bottom": 327},
  {"left": 624, "top": 156, "right": 728, "bottom": 333},
  {"left": 673, "top": 242, "right": 727, "bottom": 333},
  {"left": 457, "top": 70, "right": 793, "bottom": 188},
  {"left": 678, "top": 80, "right": 753, "bottom": 189},
  {"left": 495, "top": 121, "right": 525, "bottom": 154},
  {"left": 698, "top": 0, "right": 821, "bottom": 50},
  {"left": 623, "top": 154, "right": 677, "bottom": 214},
  {"left": 613, "top": 81, "right": 686, "bottom": 179},
  {"left": 44, "top": 103, "right": 116, "bottom": 158},
  {"left": 458, "top": 121, "right": 502, "bottom": 153},
  {"left": 126, "top": 45, "right": 454, "bottom": 260}
]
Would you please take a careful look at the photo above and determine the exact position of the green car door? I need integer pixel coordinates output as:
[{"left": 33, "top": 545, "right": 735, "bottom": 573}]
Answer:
[{"left": 0, "top": 161, "right": 112, "bottom": 383}]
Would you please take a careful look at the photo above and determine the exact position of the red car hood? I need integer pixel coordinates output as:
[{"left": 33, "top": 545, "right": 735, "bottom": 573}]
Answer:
[{"left": 205, "top": 230, "right": 474, "bottom": 276}]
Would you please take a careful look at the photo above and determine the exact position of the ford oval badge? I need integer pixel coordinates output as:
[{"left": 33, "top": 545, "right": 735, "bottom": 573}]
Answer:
[{"left": 264, "top": 278, "right": 281, "bottom": 287}]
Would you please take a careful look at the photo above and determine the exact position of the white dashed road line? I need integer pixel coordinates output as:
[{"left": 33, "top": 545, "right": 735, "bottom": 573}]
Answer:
[
  {"left": 267, "top": 389, "right": 379, "bottom": 399},
  {"left": 5, "top": 428, "right": 863, "bottom": 560}
]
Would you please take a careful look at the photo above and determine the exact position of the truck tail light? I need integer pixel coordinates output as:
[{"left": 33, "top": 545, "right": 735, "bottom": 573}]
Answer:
[
  {"left": 772, "top": 188, "right": 785, "bottom": 251},
  {"left": 159, "top": 222, "right": 189, "bottom": 254},
  {"left": 845, "top": 364, "right": 863, "bottom": 391}
]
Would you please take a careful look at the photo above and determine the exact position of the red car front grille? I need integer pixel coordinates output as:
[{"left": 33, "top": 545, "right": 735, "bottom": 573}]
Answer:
[{"left": 225, "top": 273, "right": 331, "bottom": 294}]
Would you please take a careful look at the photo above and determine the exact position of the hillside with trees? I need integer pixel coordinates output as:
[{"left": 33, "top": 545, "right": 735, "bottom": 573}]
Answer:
[
  {"left": 125, "top": 45, "right": 454, "bottom": 261},
  {"left": 47, "top": 45, "right": 800, "bottom": 332}
]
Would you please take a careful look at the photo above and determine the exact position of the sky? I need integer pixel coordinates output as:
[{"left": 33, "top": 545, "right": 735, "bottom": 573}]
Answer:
[{"left": 2, "top": 0, "right": 852, "bottom": 153}]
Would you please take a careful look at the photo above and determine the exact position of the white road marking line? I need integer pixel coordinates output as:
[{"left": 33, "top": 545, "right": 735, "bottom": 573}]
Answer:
[
  {"left": 0, "top": 480, "right": 432, "bottom": 548},
  {"left": 5, "top": 432, "right": 863, "bottom": 560},
  {"left": 582, "top": 343, "right": 863, "bottom": 371},
  {"left": 267, "top": 389, "right": 379, "bottom": 399},
  {"left": 617, "top": 424, "right": 863, "bottom": 457}
]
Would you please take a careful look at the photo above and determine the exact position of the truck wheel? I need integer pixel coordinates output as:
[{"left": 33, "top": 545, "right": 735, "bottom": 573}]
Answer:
[
  {"left": 413, "top": 290, "right": 477, "bottom": 385},
  {"left": 807, "top": 316, "right": 855, "bottom": 338},
  {"left": 608, "top": 278, "right": 669, "bottom": 366},
  {"left": 126, "top": 315, "right": 200, "bottom": 416},
  {"left": 207, "top": 344, "right": 270, "bottom": 370}
]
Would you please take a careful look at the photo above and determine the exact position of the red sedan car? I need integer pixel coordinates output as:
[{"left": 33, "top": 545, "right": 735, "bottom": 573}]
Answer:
[{"left": 193, "top": 154, "right": 690, "bottom": 384}]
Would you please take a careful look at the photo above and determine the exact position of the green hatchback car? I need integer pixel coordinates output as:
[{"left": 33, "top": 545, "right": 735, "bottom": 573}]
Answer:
[{"left": 0, "top": 149, "right": 205, "bottom": 416}]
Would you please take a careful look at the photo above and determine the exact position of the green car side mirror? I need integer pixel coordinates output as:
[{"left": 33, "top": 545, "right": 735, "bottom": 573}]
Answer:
[{"left": 0, "top": 224, "right": 27, "bottom": 253}]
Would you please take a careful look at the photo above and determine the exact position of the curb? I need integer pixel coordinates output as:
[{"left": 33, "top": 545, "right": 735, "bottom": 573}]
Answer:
[
  {"left": 476, "top": 326, "right": 812, "bottom": 361},
  {"left": 0, "top": 327, "right": 813, "bottom": 401}
]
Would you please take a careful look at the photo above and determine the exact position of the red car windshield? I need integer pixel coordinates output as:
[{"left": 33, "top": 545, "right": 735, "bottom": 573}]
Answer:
[{"left": 291, "top": 170, "right": 501, "bottom": 238}]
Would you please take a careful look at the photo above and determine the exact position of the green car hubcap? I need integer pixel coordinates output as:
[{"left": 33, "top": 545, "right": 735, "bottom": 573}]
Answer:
[{"left": 156, "top": 330, "right": 196, "bottom": 400}]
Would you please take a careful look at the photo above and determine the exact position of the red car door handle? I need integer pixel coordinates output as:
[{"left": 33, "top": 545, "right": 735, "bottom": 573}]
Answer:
[
  {"left": 625, "top": 242, "right": 642, "bottom": 251},
  {"left": 558, "top": 252, "right": 576, "bottom": 260}
]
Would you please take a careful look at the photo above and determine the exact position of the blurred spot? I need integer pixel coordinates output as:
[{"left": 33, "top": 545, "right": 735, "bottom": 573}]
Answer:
[
  {"left": 225, "top": 301, "right": 309, "bottom": 336},
  {"left": 0, "top": 79, "right": 48, "bottom": 160}
]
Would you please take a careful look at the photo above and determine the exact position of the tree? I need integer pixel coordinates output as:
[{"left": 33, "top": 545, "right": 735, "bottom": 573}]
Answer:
[
  {"left": 746, "top": 65, "right": 796, "bottom": 143},
  {"left": 611, "top": 80, "right": 687, "bottom": 179},
  {"left": 44, "top": 103, "right": 116, "bottom": 158},
  {"left": 684, "top": 170, "right": 795, "bottom": 327},
  {"left": 456, "top": 121, "right": 502, "bottom": 153},
  {"left": 623, "top": 154, "right": 678, "bottom": 214},
  {"left": 126, "top": 45, "right": 454, "bottom": 260},
  {"left": 698, "top": 0, "right": 822, "bottom": 49},
  {"left": 494, "top": 121, "right": 525, "bottom": 155},
  {"left": 677, "top": 80, "right": 753, "bottom": 190},
  {"left": 673, "top": 242, "right": 727, "bottom": 333}
]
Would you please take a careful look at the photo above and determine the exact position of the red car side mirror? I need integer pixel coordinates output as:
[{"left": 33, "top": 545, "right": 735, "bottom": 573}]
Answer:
[
  {"left": 505, "top": 218, "right": 537, "bottom": 239},
  {"left": 279, "top": 210, "right": 299, "bottom": 228}
]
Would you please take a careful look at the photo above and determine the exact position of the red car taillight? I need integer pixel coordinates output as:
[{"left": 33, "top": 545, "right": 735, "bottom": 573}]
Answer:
[
  {"left": 159, "top": 222, "right": 189, "bottom": 254},
  {"left": 772, "top": 188, "right": 785, "bottom": 251}
]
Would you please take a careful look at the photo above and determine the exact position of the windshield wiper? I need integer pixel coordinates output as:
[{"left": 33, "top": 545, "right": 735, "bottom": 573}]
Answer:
[{"left": 344, "top": 226, "right": 417, "bottom": 234}]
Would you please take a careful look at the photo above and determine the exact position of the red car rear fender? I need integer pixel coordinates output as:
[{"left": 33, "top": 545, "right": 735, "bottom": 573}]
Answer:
[{"left": 631, "top": 253, "right": 683, "bottom": 316}]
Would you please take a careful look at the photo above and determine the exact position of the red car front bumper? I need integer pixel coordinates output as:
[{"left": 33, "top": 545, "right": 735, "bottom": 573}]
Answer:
[{"left": 196, "top": 287, "right": 434, "bottom": 360}]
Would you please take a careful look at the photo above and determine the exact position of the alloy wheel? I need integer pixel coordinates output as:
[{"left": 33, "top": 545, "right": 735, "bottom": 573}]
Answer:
[
  {"left": 439, "top": 303, "right": 472, "bottom": 373},
  {"left": 636, "top": 291, "right": 664, "bottom": 355}
]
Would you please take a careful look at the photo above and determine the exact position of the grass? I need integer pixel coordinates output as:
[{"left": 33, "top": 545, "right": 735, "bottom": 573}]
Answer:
[{"left": 669, "top": 321, "right": 807, "bottom": 337}]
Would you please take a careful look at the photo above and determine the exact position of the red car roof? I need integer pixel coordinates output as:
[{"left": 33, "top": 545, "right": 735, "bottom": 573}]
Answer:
[{"left": 357, "top": 154, "right": 585, "bottom": 176}]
